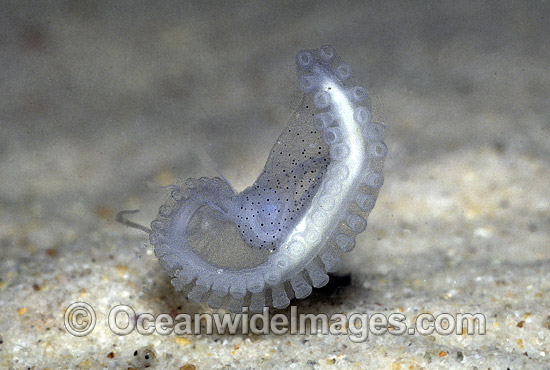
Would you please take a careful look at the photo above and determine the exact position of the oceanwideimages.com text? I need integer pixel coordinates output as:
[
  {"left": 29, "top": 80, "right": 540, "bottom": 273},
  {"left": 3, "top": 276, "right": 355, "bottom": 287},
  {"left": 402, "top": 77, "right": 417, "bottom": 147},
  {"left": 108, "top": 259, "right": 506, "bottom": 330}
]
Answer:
[{"left": 64, "top": 302, "right": 486, "bottom": 343}]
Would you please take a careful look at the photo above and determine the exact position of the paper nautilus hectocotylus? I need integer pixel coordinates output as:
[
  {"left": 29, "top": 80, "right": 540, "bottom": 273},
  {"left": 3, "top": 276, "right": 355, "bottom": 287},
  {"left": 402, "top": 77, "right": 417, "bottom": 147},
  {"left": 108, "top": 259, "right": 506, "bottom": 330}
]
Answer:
[{"left": 148, "top": 45, "right": 387, "bottom": 312}]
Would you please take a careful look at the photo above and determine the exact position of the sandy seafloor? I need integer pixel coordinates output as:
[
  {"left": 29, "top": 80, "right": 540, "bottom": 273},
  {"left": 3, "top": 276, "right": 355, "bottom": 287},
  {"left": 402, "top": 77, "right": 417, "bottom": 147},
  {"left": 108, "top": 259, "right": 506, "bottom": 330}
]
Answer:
[{"left": 1, "top": 1, "right": 549, "bottom": 369}]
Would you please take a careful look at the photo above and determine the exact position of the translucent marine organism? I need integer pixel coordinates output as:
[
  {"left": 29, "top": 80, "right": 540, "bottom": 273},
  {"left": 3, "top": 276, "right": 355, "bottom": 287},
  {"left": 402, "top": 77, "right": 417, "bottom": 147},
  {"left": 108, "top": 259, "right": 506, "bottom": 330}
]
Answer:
[{"left": 147, "top": 45, "right": 387, "bottom": 312}]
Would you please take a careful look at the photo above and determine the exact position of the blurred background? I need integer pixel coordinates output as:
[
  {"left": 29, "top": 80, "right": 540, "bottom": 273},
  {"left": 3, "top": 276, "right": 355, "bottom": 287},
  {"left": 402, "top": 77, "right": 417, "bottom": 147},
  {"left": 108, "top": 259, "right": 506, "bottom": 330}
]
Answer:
[
  {"left": 1, "top": 1, "right": 548, "bottom": 207},
  {"left": 0, "top": 1, "right": 549, "bottom": 368}
]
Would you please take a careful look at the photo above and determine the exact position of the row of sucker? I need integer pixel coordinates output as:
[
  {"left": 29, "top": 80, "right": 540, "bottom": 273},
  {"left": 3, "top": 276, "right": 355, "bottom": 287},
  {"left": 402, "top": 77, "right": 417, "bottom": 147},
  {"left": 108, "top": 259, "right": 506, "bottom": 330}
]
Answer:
[{"left": 147, "top": 45, "right": 386, "bottom": 312}]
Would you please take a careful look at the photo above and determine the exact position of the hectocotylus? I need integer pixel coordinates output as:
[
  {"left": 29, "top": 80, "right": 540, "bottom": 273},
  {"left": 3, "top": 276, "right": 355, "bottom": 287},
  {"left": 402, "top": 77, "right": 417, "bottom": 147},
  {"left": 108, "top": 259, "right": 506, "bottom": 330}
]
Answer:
[{"left": 147, "top": 46, "right": 386, "bottom": 312}]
